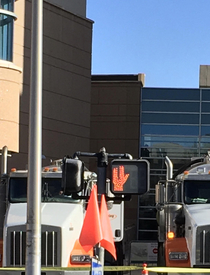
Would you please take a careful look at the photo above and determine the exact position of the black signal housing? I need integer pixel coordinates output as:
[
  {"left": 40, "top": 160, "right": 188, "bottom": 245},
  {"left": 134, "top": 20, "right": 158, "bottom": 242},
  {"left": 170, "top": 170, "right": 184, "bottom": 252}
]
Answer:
[{"left": 111, "top": 159, "right": 150, "bottom": 195}]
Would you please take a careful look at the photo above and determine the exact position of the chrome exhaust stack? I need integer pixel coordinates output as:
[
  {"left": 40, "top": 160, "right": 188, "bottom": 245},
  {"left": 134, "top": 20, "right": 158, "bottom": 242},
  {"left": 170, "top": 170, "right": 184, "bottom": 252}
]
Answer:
[{"left": 165, "top": 156, "right": 173, "bottom": 181}]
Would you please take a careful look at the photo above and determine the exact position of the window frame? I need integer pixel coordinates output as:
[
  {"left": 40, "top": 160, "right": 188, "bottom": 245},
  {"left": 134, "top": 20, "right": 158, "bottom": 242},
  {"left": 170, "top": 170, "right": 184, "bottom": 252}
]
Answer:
[{"left": 0, "top": 4, "right": 16, "bottom": 61}]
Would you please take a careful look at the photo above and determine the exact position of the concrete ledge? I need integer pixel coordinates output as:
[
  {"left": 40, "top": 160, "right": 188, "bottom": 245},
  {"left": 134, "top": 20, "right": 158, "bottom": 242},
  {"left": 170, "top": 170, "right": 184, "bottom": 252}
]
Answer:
[{"left": 0, "top": 60, "right": 22, "bottom": 73}]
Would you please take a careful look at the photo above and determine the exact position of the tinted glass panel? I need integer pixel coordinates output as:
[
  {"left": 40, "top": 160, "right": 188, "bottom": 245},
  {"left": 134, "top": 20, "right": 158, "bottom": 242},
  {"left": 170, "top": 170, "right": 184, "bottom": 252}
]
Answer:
[
  {"left": 202, "top": 102, "right": 210, "bottom": 113},
  {"left": 200, "top": 136, "right": 210, "bottom": 144},
  {"left": 141, "top": 135, "right": 199, "bottom": 148},
  {"left": 200, "top": 148, "right": 210, "bottom": 155},
  {"left": 184, "top": 180, "right": 210, "bottom": 204},
  {"left": 139, "top": 219, "right": 158, "bottom": 230},
  {"left": 141, "top": 145, "right": 199, "bottom": 153},
  {"left": 142, "top": 101, "right": 200, "bottom": 112},
  {"left": 139, "top": 193, "right": 155, "bottom": 206},
  {"left": 170, "top": 159, "right": 195, "bottom": 174},
  {"left": 202, "top": 89, "right": 210, "bottom": 101},
  {"left": 139, "top": 208, "right": 156, "bottom": 219},
  {"left": 142, "top": 113, "right": 199, "bottom": 124},
  {"left": 0, "top": 13, "right": 13, "bottom": 61},
  {"left": 138, "top": 231, "right": 157, "bottom": 241},
  {"left": 141, "top": 125, "right": 199, "bottom": 135},
  {"left": 143, "top": 148, "right": 197, "bottom": 160},
  {"left": 9, "top": 177, "right": 76, "bottom": 203},
  {"left": 150, "top": 173, "right": 166, "bottom": 189},
  {"left": 0, "top": 0, "right": 14, "bottom": 11},
  {"left": 202, "top": 114, "right": 210, "bottom": 124},
  {"left": 142, "top": 88, "right": 199, "bottom": 101},
  {"left": 143, "top": 148, "right": 199, "bottom": 159},
  {"left": 201, "top": 126, "right": 210, "bottom": 136}
]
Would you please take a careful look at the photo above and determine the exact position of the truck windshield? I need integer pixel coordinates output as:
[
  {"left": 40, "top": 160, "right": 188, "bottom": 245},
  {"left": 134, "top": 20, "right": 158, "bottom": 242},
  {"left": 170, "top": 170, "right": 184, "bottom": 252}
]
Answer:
[
  {"left": 184, "top": 180, "right": 210, "bottom": 204},
  {"left": 9, "top": 177, "right": 75, "bottom": 203}
]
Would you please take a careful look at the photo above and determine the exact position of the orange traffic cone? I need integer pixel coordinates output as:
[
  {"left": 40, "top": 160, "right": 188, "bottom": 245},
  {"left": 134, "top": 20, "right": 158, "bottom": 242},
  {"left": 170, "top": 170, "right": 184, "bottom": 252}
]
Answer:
[
  {"left": 142, "top": 263, "right": 148, "bottom": 275},
  {"left": 79, "top": 185, "right": 103, "bottom": 251},
  {"left": 100, "top": 194, "right": 117, "bottom": 260}
]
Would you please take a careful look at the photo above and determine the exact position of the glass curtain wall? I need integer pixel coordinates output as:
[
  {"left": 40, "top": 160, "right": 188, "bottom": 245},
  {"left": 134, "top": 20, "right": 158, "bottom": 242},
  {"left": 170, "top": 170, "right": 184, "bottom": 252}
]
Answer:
[
  {"left": 0, "top": 0, "right": 15, "bottom": 61},
  {"left": 138, "top": 88, "right": 210, "bottom": 240}
]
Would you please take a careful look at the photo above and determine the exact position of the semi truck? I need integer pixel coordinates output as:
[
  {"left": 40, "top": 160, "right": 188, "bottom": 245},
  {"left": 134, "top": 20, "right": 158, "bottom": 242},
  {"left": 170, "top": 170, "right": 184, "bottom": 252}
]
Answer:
[
  {"left": 156, "top": 152, "right": 210, "bottom": 268},
  {"left": 0, "top": 147, "right": 149, "bottom": 273},
  {"left": 1, "top": 160, "right": 124, "bottom": 268}
]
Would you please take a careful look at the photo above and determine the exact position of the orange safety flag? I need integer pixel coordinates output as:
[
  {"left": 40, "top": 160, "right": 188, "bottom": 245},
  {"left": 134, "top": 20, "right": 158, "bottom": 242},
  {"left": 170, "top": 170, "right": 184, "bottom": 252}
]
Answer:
[
  {"left": 100, "top": 194, "right": 117, "bottom": 260},
  {"left": 79, "top": 185, "right": 103, "bottom": 252}
]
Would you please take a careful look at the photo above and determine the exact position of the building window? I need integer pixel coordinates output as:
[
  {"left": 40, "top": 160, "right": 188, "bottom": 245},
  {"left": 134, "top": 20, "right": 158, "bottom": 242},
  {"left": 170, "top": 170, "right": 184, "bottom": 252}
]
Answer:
[{"left": 0, "top": 0, "right": 16, "bottom": 61}]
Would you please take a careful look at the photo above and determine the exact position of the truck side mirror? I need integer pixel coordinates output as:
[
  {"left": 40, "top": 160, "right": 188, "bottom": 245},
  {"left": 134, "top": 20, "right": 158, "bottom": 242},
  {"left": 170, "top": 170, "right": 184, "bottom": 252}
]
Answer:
[
  {"left": 110, "top": 159, "right": 150, "bottom": 195},
  {"left": 62, "top": 158, "right": 84, "bottom": 195}
]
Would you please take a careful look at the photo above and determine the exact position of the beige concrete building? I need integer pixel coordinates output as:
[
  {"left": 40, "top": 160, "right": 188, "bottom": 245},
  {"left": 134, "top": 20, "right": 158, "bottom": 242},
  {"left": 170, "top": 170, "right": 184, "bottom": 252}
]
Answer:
[
  {"left": 90, "top": 74, "right": 145, "bottom": 243},
  {"left": 1, "top": 0, "right": 145, "bottom": 258},
  {"left": 0, "top": 0, "right": 93, "bottom": 170},
  {"left": 90, "top": 74, "right": 145, "bottom": 157},
  {"left": 200, "top": 65, "right": 210, "bottom": 88}
]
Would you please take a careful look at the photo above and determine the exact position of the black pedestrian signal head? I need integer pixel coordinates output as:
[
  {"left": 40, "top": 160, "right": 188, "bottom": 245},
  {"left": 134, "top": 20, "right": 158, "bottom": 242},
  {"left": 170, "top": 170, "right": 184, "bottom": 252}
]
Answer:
[{"left": 111, "top": 159, "right": 150, "bottom": 195}]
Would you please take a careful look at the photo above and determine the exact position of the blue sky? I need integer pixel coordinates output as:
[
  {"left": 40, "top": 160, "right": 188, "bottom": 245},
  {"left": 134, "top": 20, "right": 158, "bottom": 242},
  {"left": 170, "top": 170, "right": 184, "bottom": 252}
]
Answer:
[{"left": 87, "top": 1, "right": 210, "bottom": 88}]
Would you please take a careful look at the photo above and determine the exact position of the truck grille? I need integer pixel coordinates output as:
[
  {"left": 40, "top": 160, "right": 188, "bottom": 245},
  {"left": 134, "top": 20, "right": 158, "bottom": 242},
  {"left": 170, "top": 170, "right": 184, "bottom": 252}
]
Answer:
[
  {"left": 196, "top": 225, "right": 210, "bottom": 265},
  {"left": 6, "top": 225, "right": 61, "bottom": 267}
]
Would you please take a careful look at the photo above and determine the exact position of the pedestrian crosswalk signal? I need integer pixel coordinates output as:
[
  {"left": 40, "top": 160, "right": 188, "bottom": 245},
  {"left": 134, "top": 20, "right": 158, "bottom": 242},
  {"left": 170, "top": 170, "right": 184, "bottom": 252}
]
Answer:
[{"left": 111, "top": 159, "right": 150, "bottom": 195}]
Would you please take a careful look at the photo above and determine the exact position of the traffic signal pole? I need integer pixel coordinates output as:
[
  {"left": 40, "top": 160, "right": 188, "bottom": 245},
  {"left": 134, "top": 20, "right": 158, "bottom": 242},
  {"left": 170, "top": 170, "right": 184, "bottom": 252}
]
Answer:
[{"left": 26, "top": 0, "right": 43, "bottom": 274}]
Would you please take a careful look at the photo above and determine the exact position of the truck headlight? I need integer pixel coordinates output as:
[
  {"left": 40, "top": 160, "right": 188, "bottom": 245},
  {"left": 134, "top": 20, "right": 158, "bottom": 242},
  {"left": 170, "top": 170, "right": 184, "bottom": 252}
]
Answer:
[
  {"left": 169, "top": 252, "right": 188, "bottom": 260},
  {"left": 71, "top": 255, "right": 91, "bottom": 264}
]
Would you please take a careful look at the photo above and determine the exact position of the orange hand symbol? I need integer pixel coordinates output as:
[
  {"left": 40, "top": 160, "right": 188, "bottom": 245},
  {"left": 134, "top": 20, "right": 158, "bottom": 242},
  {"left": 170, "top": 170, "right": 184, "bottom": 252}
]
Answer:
[{"left": 112, "top": 166, "right": 129, "bottom": 191}]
